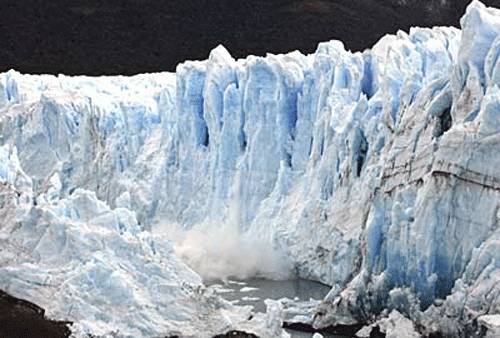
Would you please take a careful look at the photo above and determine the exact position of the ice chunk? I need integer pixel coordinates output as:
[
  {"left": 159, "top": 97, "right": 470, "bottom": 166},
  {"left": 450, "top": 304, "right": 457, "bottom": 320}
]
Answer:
[
  {"left": 356, "top": 310, "right": 420, "bottom": 338},
  {"left": 458, "top": 0, "right": 500, "bottom": 76},
  {"left": 478, "top": 315, "right": 500, "bottom": 337}
]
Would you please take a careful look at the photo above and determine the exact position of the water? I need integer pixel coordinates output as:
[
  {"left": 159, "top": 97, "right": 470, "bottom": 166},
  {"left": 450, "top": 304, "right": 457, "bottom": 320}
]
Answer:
[{"left": 206, "top": 278, "right": 353, "bottom": 338}]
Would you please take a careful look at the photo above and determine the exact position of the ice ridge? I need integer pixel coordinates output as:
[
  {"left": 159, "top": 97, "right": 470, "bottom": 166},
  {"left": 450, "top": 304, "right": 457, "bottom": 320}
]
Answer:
[{"left": 2, "top": 1, "right": 500, "bottom": 337}]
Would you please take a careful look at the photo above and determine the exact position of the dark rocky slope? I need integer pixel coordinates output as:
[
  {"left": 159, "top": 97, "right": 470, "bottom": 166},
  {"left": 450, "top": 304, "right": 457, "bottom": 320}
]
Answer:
[
  {"left": 0, "top": 290, "right": 71, "bottom": 338},
  {"left": 1, "top": 0, "right": 495, "bottom": 76}
]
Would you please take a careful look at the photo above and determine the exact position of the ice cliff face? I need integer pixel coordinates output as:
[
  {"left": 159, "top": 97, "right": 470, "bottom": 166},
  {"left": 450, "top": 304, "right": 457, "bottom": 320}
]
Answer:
[{"left": 3, "top": 1, "right": 500, "bottom": 337}]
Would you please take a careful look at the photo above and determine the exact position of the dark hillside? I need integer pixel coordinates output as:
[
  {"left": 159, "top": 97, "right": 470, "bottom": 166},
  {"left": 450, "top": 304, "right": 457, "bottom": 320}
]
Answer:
[
  {"left": 0, "top": 290, "right": 71, "bottom": 338},
  {"left": 0, "top": 0, "right": 497, "bottom": 75}
]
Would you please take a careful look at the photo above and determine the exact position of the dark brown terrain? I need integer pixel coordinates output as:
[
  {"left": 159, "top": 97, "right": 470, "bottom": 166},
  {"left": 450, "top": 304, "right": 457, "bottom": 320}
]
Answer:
[
  {"left": 0, "top": 290, "right": 71, "bottom": 338},
  {"left": 0, "top": 0, "right": 494, "bottom": 76},
  {"left": 212, "top": 330, "right": 259, "bottom": 338}
]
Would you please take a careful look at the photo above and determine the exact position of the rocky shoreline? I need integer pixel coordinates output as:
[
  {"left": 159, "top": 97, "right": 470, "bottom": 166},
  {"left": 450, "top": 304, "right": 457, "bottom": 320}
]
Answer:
[
  {"left": 212, "top": 330, "right": 259, "bottom": 338},
  {"left": 0, "top": 290, "right": 71, "bottom": 338}
]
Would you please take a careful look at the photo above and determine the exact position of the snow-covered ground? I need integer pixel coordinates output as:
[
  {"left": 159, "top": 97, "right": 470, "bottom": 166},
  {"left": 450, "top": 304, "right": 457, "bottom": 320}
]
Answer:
[{"left": 3, "top": 1, "right": 500, "bottom": 337}]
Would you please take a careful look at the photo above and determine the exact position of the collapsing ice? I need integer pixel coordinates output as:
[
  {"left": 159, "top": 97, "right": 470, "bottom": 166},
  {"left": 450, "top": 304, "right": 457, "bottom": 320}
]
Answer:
[{"left": 2, "top": 0, "right": 500, "bottom": 337}]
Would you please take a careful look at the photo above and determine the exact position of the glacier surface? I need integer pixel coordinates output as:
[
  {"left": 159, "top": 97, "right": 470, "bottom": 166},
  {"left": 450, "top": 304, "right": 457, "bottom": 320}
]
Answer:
[{"left": 3, "top": 1, "right": 500, "bottom": 337}]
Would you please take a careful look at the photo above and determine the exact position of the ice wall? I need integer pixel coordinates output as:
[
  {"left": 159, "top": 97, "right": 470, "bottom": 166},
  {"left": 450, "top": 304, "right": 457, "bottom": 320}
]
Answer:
[{"left": 3, "top": 1, "right": 500, "bottom": 336}]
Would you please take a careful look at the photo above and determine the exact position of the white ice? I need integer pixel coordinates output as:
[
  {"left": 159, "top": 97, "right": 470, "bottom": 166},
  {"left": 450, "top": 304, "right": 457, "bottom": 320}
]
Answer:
[{"left": 3, "top": 1, "right": 500, "bottom": 337}]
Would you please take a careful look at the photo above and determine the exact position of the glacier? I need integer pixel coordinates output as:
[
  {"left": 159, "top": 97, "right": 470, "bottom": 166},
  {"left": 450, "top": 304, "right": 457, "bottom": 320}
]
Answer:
[{"left": 4, "top": 1, "right": 500, "bottom": 337}]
